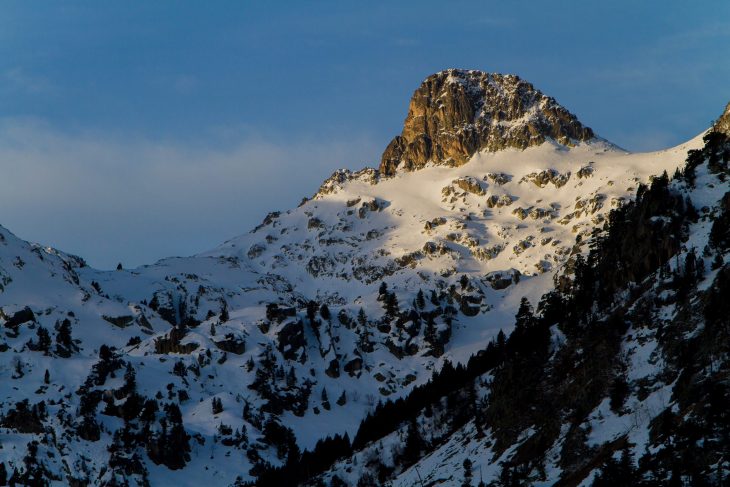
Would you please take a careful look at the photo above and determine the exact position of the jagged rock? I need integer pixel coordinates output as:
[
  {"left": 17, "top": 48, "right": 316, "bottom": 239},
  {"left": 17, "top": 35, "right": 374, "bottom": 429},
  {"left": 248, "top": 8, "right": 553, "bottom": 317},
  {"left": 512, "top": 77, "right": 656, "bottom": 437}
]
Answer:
[
  {"left": 379, "top": 69, "right": 594, "bottom": 175},
  {"left": 459, "top": 295, "right": 482, "bottom": 316},
  {"left": 485, "top": 172, "right": 511, "bottom": 185},
  {"left": 424, "top": 217, "right": 447, "bottom": 231},
  {"left": 395, "top": 250, "right": 423, "bottom": 268},
  {"left": 422, "top": 241, "right": 454, "bottom": 256},
  {"left": 103, "top": 315, "right": 134, "bottom": 328},
  {"left": 214, "top": 333, "right": 246, "bottom": 355},
  {"left": 154, "top": 328, "right": 198, "bottom": 355},
  {"left": 358, "top": 198, "right": 386, "bottom": 218},
  {"left": 277, "top": 320, "right": 305, "bottom": 361},
  {"left": 715, "top": 102, "right": 730, "bottom": 135},
  {"left": 486, "top": 194, "right": 514, "bottom": 208},
  {"left": 576, "top": 164, "right": 594, "bottom": 179},
  {"left": 343, "top": 357, "right": 363, "bottom": 377},
  {"left": 512, "top": 207, "right": 530, "bottom": 220},
  {"left": 529, "top": 207, "right": 556, "bottom": 220},
  {"left": 253, "top": 211, "right": 281, "bottom": 232},
  {"left": 247, "top": 243, "right": 266, "bottom": 259},
  {"left": 265, "top": 303, "right": 296, "bottom": 323},
  {"left": 314, "top": 168, "right": 379, "bottom": 198},
  {"left": 2, "top": 307, "right": 34, "bottom": 329},
  {"left": 484, "top": 269, "right": 521, "bottom": 290},
  {"left": 453, "top": 176, "right": 486, "bottom": 195},
  {"left": 325, "top": 359, "right": 340, "bottom": 378},
  {"left": 472, "top": 244, "right": 504, "bottom": 262},
  {"left": 520, "top": 169, "right": 571, "bottom": 188}
]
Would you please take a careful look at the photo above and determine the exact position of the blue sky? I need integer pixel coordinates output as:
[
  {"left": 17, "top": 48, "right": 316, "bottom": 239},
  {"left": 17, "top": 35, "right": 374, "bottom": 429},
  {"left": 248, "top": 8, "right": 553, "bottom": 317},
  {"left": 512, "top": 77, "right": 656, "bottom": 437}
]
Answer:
[{"left": 0, "top": 1, "right": 728, "bottom": 268}]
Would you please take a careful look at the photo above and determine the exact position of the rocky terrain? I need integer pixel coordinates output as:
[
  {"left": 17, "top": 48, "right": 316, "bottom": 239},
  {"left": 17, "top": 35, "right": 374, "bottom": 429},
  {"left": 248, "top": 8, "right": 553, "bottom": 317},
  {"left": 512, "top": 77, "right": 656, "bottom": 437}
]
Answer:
[
  {"left": 379, "top": 69, "right": 595, "bottom": 176},
  {"left": 0, "top": 70, "right": 720, "bottom": 486}
]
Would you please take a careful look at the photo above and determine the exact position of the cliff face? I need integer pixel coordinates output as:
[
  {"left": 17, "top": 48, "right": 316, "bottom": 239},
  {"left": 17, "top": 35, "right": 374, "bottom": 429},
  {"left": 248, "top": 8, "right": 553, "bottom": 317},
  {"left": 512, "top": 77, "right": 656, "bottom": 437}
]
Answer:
[
  {"left": 379, "top": 69, "right": 595, "bottom": 176},
  {"left": 715, "top": 102, "right": 730, "bottom": 135}
]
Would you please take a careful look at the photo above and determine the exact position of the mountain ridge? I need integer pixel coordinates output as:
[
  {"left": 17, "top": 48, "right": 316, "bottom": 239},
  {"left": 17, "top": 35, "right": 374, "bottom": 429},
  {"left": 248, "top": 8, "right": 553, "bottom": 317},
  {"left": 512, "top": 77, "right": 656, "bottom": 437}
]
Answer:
[{"left": 0, "top": 73, "right": 724, "bottom": 486}]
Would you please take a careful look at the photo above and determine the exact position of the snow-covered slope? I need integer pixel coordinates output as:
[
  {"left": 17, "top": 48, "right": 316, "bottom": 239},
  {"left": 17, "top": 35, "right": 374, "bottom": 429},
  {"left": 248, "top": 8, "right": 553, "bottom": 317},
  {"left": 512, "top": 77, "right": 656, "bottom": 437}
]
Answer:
[
  {"left": 0, "top": 70, "right": 712, "bottom": 485},
  {"left": 311, "top": 106, "right": 730, "bottom": 487}
]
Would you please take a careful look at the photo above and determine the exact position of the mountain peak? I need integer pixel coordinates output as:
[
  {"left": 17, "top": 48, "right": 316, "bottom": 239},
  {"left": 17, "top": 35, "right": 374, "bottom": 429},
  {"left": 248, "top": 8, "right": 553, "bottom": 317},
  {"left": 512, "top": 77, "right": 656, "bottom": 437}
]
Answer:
[{"left": 379, "top": 69, "right": 595, "bottom": 176}]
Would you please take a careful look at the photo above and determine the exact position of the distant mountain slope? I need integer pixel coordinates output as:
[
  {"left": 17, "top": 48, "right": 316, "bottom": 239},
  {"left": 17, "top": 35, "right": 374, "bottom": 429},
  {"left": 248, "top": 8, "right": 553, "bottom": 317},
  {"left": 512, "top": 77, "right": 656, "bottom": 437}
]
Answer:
[{"left": 0, "top": 70, "right": 713, "bottom": 486}]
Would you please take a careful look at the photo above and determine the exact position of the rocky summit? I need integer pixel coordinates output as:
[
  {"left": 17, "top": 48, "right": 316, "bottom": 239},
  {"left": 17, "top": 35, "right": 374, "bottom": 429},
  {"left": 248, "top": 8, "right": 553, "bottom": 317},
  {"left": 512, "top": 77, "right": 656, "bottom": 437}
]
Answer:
[{"left": 379, "top": 69, "right": 595, "bottom": 176}]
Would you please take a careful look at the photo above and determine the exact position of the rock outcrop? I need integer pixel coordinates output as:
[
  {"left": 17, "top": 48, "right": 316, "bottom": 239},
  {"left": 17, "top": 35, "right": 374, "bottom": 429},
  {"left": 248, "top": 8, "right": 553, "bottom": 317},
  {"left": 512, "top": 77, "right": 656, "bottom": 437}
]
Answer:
[
  {"left": 379, "top": 69, "right": 595, "bottom": 176},
  {"left": 715, "top": 101, "right": 730, "bottom": 135}
]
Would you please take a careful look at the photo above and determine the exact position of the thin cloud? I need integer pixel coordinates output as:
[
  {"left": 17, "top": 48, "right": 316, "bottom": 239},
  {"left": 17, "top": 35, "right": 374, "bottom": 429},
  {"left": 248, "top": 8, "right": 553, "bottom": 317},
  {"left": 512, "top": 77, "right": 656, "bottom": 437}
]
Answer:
[
  {"left": 3, "top": 67, "right": 54, "bottom": 94},
  {"left": 173, "top": 74, "right": 199, "bottom": 95},
  {"left": 3, "top": 66, "right": 54, "bottom": 94},
  {"left": 0, "top": 118, "right": 381, "bottom": 269}
]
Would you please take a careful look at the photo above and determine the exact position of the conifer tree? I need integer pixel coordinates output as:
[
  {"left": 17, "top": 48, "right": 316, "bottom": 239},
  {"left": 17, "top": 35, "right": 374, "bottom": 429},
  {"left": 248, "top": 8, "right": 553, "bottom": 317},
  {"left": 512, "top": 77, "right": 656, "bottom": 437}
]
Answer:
[
  {"left": 220, "top": 300, "right": 229, "bottom": 322},
  {"left": 416, "top": 289, "right": 425, "bottom": 309},
  {"left": 34, "top": 326, "right": 52, "bottom": 355},
  {"left": 462, "top": 458, "right": 473, "bottom": 487},
  {"left": 401, "top": 417, "right": 424, "bottom": 465},
  {"left": 55, "top": 318, "right": 76, "bottom": 357},
  {"left": 319, "top": 303, "right": 331, "bottom": 321}
]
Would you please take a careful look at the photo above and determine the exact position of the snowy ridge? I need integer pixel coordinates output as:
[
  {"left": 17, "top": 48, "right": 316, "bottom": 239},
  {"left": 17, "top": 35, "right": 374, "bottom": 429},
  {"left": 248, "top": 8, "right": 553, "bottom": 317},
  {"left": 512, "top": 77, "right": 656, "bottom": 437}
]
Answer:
[
  {"left": 0, "top": 71, "right": 715, "bottom": 485},
  {"left": 312, "top": 127, "right": 730, "bottom": 486}
]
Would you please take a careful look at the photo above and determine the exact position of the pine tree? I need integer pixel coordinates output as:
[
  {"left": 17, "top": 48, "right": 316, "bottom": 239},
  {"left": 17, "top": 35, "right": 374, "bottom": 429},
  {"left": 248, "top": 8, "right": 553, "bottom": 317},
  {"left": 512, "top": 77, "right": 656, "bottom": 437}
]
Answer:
[
  {"left": 320, "top": 304, "right": 331, "bottom": 321},
  {"left": 321, "top": 388, "right": 331, "bottom": 410},
  {"left": 357, "top": 308, "right": 367, "bottom": 327},
  {"left": 401, "top": 417, "right": 423, "bottom": 465},
  {"left": 462, "top": 458, "right": 473, "bottom": 487},
  {"left": 378, "top": 281, "right": 388, "bottom": 298},
  {"left": 55, "top": 318, "right": 76, "bottom": 357},
  {"left": 385, "top": 292, "right": 399, "bottom": 317},
  {"left": 212, "top": 397, "right": 223, "bottom": 414},
  {"left": 424, "top": 315, "right": 438, "bottom": 351},
  {"left": 123, "top": 363, "right": 137, "bottom": 395},
  {"left": 357, "top": 325, "right": 374, "bottom": 353},
  {"left": 307, "top": 300, "right": 319, "bottom": 325},
  {"left": 514, "top": 298, "right": 536, "bottom": 332},
  {"left": 593, "top": 445, "right": 636, "bottom": 486},
  {"left": 416, "top": 289, "right": 425, "bottom": 309},
  {"left": 496, "top": 330, "right": 506, "bottom": 352},
  {"left": 148, "top": 403, "right": 190, "bottom": 470},
  {"left": 460, "top": 274, "right": 469, "bottom": 289},
  {"left": 34, "top": 326, "right": 52, "bottom": 355},
  {"left": 220, "top": 300, "right": 229, "bottom": 322}
]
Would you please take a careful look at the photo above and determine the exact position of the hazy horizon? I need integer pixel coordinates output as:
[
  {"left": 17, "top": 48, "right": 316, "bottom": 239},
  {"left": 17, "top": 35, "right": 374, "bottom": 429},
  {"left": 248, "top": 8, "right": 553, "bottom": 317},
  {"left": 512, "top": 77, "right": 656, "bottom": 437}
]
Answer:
[{"left": 1, "top": 1, "right": 728, "bottom": 268}]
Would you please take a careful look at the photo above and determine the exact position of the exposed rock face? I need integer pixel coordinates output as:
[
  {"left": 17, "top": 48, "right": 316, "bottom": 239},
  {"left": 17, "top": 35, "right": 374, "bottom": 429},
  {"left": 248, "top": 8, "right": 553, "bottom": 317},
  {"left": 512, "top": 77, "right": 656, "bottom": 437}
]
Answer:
[
  {"left": 715, "top": 102, "right": 730, "bottom": 135},
  {"left": 379, "top": 69, "right": 595, "bottom": 176}
]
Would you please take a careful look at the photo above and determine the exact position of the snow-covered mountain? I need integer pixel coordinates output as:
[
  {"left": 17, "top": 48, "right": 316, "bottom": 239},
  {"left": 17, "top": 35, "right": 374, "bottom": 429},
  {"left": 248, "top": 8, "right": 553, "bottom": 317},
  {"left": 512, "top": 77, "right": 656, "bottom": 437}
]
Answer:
[
  {"left": 0, "top": 69, "right": 722, "bottom": 486},
  {"left": 310, "top": 102, "right": 730, "bottom": 486}
]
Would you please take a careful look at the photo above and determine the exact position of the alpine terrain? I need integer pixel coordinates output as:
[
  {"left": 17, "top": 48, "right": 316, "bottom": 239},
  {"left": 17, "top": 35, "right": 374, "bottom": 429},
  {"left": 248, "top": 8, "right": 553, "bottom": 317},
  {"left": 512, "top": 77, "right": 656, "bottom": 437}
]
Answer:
[{"left": 0, "top": 69, "right": 727, "bottom": 486}]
